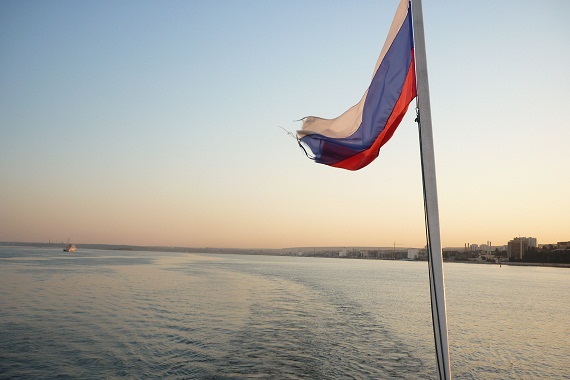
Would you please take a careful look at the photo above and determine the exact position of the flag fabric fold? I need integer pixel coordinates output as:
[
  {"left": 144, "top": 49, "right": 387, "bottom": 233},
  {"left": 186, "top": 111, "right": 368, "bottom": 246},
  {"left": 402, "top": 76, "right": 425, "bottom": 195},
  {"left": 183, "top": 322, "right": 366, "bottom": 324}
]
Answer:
[{"left": 297, "top": 0, "right": 416, "bottom": 171}]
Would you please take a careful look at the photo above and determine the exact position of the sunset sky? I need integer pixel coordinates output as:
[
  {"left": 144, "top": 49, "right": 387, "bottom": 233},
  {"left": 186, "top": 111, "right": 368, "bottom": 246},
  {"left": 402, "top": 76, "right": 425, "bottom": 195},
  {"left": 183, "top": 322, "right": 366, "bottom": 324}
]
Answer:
[{"left": 1, "top": 0, "right": 569, "bottom": 249}]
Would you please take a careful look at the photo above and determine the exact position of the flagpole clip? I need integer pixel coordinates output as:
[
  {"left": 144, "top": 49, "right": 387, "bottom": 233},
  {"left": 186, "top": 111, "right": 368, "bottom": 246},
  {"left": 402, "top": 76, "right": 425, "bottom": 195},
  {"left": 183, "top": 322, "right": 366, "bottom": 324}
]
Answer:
[{"left": 415, "top": 103, "right": 420, "bottom": 123}]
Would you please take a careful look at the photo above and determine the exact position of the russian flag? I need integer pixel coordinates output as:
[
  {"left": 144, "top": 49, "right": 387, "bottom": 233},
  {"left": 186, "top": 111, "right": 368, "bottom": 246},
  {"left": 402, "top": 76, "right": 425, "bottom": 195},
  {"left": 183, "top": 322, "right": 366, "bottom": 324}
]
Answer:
[{"left": 297, "top": 0, "right": 416, "bottom": 171}]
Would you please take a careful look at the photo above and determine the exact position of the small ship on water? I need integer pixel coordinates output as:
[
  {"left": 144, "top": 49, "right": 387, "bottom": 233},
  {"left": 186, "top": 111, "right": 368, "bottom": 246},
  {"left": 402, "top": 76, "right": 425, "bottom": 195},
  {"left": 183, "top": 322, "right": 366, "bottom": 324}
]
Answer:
[{"left": 63, "top": 243, "right": 77, "bottom": 252}]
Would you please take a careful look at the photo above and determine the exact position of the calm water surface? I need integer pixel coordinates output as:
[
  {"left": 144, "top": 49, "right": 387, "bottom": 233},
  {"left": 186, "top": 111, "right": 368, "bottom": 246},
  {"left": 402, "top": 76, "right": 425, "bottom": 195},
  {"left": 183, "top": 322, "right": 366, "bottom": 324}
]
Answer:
[{"left": 0, "top": 247, "right": 568, "bottom": 379}]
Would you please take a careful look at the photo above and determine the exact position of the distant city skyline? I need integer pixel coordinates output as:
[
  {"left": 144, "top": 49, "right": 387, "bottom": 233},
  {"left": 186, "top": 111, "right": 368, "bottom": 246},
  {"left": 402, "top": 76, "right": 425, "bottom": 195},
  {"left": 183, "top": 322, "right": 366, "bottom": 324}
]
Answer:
[
  {"left": 3, "top": 236, "right": 569, "bottom": 252},
  {"left": 1, "top": 1, "right": 569, "bottom": 249}
]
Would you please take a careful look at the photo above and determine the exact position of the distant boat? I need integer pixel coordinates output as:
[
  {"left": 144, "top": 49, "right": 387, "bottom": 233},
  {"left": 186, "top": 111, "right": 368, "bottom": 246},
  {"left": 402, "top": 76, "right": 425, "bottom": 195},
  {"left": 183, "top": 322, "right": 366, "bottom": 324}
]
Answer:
[{"left": 63, "top": 244, "right": 77, "bottom": 252}]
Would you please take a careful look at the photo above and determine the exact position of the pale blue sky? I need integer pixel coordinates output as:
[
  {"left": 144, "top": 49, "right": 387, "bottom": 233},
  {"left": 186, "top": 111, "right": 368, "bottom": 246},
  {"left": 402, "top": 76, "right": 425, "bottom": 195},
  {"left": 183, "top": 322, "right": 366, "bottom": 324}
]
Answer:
[{"left": 1, "top": 0, "right": 569, "bottom": 248}]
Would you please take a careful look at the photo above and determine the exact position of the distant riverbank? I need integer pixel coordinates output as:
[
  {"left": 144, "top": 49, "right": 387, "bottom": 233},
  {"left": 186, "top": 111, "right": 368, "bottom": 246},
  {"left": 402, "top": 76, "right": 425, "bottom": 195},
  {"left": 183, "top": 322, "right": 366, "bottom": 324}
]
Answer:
[
  {"left": 494, "top": 261, "right": 570, "bottom": 268},
  {"left": 1, "top": 241, "right": 568, "bottom": 268},
  {"left": 442, "top": 260, "right": 570, "bottom": 268}
]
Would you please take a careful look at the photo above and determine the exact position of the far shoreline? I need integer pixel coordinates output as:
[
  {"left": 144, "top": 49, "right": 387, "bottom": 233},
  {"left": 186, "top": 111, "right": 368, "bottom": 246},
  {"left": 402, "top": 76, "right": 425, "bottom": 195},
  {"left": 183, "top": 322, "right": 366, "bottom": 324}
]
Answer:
[
  {"left": 1, "top": 241, "right": 569, "bottom": 268},
  {"left": 476, "top": 261, "right": 570, "bottom": 269}
]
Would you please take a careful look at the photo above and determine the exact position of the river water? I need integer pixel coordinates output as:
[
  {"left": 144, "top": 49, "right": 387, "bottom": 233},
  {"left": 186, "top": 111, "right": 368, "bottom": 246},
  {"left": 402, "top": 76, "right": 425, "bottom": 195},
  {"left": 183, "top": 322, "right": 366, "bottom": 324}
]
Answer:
[{"left": 0, "top": 247, "right": 568, "bottom": 379}]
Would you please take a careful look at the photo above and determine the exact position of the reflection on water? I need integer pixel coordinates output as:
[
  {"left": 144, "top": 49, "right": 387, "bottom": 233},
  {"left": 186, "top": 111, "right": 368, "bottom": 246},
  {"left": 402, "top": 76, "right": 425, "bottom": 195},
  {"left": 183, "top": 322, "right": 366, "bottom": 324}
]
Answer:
[{"left": 0, "top": 247, "right": 568, "bottom": 379}]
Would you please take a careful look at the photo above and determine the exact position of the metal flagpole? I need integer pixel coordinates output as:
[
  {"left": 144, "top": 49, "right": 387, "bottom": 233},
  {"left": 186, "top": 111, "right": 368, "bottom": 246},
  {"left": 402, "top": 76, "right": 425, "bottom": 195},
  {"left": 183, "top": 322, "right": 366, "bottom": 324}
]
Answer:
[{"left": 410, "top": 0, "right": 451, "bottom": 379}]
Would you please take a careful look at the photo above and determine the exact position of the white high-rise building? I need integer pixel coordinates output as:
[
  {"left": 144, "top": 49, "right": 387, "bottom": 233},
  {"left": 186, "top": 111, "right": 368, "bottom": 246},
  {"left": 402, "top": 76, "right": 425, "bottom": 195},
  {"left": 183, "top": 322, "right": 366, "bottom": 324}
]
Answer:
[{"left": 408, "top": 248, "right": 419, "bottom": 259}]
